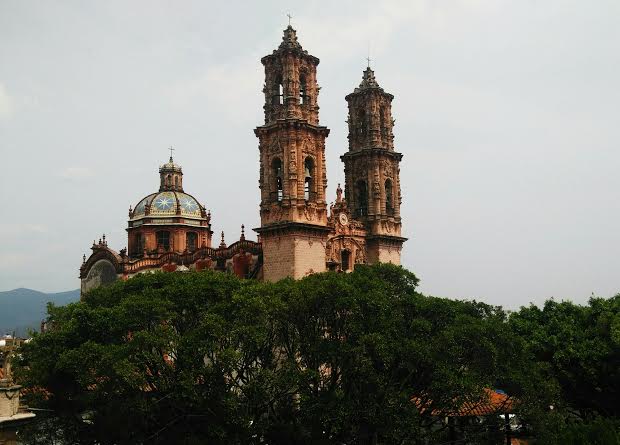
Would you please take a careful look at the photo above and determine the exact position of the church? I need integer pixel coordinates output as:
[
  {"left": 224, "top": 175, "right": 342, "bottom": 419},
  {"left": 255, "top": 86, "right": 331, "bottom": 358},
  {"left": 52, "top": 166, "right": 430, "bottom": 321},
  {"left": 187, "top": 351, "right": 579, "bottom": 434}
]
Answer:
[{"left": 80, "top": 25, "right": 406, "bottom": 295}]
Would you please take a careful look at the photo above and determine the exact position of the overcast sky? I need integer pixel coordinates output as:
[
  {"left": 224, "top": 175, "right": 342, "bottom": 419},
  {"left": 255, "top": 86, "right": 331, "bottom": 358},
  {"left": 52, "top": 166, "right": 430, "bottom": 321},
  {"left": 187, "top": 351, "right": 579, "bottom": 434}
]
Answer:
[{"left": 1, "top": 0, "right": 618, "bottom": 308}]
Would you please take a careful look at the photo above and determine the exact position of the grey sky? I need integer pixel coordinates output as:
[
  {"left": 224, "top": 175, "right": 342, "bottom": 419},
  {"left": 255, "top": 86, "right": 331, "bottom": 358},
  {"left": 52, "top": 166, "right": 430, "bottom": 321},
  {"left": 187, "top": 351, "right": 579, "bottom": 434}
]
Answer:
[{"left": 1, "top": 0, "right": 618, "bottom": 308}]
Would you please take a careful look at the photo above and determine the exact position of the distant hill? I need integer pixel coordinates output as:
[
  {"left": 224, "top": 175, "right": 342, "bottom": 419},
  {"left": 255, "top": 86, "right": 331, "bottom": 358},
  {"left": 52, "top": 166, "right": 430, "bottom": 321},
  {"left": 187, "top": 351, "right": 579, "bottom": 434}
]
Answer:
[{"left": 0, "top": 288, "right": 80, "bottom": 337}]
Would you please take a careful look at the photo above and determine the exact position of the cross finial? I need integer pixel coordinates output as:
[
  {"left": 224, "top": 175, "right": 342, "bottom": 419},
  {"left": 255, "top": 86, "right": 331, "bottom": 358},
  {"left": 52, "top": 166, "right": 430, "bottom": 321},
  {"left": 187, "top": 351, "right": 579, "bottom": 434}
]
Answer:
[
  {"left": 366, "top": 56, "right": 371, "bottom": 68},
  {"left": 287, "top": 13, "right": 292, "bottom": 26},
  {"left": 168, "top": 146, "right": 175, "bottom": 160}
]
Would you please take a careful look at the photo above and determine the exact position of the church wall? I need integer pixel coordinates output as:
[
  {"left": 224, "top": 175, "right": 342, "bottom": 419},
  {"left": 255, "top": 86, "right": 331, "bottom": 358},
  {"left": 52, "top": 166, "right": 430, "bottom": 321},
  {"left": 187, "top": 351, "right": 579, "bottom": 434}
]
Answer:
[
  {"left": 261, "top": 232, "right": 327, "bottom": 281},
  {"left": 367, "top": 239, "right": 402, "bottom": 265},
  {"left": 81, "top": 259, "right": 118, "bottom": 295}
]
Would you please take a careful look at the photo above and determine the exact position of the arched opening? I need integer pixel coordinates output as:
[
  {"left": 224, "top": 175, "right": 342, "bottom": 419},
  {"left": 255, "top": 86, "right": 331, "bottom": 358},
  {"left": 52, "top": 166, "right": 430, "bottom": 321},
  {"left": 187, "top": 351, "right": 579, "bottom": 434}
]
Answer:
[
  {"left": 385, "top": 179, "right": 394, "bottom": 215},
  {"left": 156, "top": 230, "right": 171, "bottom": 251},
  {"left": 358, "top": 109, "right": 367, "bottom": 139},
  {"left": 380, "top": 106, "right": 387, "bottom": 141},
  {"left": 174, "top": 176, "right": 178, "bottom": 189},
  {"left": 186, "top": 232, "right": 197, "bottom": 252},
  {"left": 304, "top": 157, "right": 314, "bottom": 201},
  {"left": 272, "top": 158, "right": 283, "bottom": 202},
  {"left": 355, "top": 180, "right": 368, "bottom": 217},
  {"left": 272, "top": 75, "right": 283, "bottom": 105},
  {"left": 299, "top": 73, "right": 307, "bottom": 105},
  {"left": 133, "top": 232, "right": 144, "bottom": 256},
  {"left": 341, "top": 249, "right": 351, "bottom": 272},
  {"left": 166, "top": 174, "right": 171, "bottom": 187}
]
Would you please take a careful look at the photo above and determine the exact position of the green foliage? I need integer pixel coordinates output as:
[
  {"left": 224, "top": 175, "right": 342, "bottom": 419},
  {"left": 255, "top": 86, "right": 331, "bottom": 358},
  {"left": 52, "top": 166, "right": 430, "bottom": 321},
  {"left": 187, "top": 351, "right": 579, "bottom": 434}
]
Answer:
[
  {"left": 13, "top": 267, "right": 620, "bottom": 444},
  {"left": 509, "top": 295, "right": 620, "bottom": 420}
]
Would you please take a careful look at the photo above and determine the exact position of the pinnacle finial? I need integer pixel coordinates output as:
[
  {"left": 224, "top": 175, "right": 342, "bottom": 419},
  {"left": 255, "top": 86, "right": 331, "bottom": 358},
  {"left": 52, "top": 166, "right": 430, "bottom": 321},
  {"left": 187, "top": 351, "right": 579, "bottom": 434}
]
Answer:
[
  {"left": 280, "top": 22, "right": 302, "bottom": 50},
  {"left": 219, "top": 231, "right": 226, "bottom": 248},
  {"left": 240, "top": 224, "right": 246, "bottom": 241},
  {"left": 356, "top": 66, "right": 381, "bottom": 91}
]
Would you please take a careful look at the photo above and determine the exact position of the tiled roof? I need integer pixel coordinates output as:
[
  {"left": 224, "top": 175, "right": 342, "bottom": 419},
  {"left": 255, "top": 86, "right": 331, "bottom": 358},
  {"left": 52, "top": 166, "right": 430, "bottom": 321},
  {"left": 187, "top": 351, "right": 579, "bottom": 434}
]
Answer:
[{"left": 413, "top": 388, "right": 515, "bottom": 417}]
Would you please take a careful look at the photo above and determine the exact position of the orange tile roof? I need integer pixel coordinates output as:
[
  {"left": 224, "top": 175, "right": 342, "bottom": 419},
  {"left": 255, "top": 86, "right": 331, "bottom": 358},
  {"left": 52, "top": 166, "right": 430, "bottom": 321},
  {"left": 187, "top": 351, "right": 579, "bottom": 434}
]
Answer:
[
  {"left": 455, "top": 388, "right": 514, "bottom": 417},
  {"left": 413, "top": 388, "right": 515, "bottom": 417}
]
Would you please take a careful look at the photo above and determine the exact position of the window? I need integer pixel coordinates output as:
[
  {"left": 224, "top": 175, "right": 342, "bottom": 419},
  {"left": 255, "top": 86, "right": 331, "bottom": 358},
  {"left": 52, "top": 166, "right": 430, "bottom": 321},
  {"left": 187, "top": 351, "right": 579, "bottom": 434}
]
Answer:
[
  {"left": 341, "top": 250, "right": 351, "bottom": 271},
  {"left": 356, "top": 180, "right": 368, "bottom": 217},
  {"left": 385, "top": 179, "right": 394, "bottom": 215},
  {"left": 380, "top": 106, "right": 387, "bottom": 140},
  {"left": 358, "top": 109, "right": 366, "bottom": 138},
  {"left": 134, "top": 233, "right": 144, "bottom": 255},
  {"left": 273, "top": 158, "right": 283, "bottom": 202},
  {"left": 186, "top": 232, "right": 197, "bottom": 252},
  {"left": 300, "top": 74, "right": 307, "bottom": 105},
  {"left": 304, "top": 157, "right": 314, "bottom": 201},
  {"left": 273, "top": 75, "right": 283, "bottom": 105},
  {"left": 156, "top": 230, "right": 170, "bottom": 251}
]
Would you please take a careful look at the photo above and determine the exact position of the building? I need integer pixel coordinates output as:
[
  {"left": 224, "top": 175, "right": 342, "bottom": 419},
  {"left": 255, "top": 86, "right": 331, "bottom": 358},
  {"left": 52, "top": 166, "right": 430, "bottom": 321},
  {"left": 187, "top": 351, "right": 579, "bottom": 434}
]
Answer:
[{"left": 80, "top": 25, "right": 406, "bottom": 294}]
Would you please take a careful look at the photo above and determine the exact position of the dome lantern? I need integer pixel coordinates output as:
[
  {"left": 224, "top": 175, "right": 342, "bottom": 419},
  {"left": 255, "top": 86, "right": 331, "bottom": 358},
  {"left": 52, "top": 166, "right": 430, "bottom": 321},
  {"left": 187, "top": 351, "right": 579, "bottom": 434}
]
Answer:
[{"left": 159, "top": 155, "right": 183, "bottom": 192}]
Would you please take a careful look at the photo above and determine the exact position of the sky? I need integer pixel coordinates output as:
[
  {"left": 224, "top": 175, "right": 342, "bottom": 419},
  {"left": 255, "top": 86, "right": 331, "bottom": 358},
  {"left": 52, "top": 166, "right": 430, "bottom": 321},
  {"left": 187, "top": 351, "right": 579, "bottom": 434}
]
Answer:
[{"left": 1, "top": 0, "right": 618, "bottom": 309}]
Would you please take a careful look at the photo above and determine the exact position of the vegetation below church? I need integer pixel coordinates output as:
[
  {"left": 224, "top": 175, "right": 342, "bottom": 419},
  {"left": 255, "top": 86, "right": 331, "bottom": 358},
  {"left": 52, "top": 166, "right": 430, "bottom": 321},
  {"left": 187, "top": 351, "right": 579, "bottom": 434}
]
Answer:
[{"left": 14, "top": 265, "right": 620, "bottom": 444}]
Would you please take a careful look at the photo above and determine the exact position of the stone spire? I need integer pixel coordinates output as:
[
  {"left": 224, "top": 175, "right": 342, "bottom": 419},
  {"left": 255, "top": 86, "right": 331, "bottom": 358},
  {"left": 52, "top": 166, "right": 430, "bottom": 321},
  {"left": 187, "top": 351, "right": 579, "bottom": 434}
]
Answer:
[
  {"left": 355, "top": 67, "right": 382, "bottom": 92},
  {"left": 278, "top": 25, "right": 303, "bottom": 51}
]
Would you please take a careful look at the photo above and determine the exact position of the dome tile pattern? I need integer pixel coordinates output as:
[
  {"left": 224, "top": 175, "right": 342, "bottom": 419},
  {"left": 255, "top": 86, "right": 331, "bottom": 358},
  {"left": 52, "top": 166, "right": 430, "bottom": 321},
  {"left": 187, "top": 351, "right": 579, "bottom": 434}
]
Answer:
[{"left": 131, "top": 191, "right": 204, "bottom": 219}]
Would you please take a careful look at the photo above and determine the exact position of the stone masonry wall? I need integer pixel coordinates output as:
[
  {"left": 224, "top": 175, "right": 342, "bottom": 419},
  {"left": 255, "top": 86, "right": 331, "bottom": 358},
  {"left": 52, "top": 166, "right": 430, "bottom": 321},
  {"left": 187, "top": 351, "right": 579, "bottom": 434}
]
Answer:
[
  {"left": 0, "top": 386, "right": 20, "bottom": 418},
  {"left": 261, "top": 232, "right": 327, "bottom": 281}
]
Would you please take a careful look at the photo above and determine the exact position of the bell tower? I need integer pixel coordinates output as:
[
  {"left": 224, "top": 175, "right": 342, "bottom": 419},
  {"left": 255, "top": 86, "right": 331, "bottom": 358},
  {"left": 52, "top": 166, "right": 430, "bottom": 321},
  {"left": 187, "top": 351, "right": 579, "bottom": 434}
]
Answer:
[
  {"left": 254, "top": 26, "right": 330, "bottom": 281},
  {"left": 341, "top": 67, "right": 406, "bottom": 264}
]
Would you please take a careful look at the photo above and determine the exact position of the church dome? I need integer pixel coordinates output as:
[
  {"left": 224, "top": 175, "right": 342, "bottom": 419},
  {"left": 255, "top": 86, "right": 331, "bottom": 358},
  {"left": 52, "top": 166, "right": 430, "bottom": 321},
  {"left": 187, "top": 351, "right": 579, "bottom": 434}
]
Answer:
[
  {"left": 131, "top": 191, "right": 204, "bottom": 219},
  {"left": 129, "top": 156, "right": 207, "bottom": 220}
]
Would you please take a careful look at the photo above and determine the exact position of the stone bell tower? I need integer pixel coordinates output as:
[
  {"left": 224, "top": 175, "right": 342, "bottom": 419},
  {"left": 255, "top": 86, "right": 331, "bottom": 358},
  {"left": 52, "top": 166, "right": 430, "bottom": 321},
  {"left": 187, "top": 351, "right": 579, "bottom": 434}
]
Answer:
[
  {"left": 341, "top": 67, "right": 406, "bottom": 264},
  {"left": 254, "top": 26, "right": 330, "bottom": 281}
]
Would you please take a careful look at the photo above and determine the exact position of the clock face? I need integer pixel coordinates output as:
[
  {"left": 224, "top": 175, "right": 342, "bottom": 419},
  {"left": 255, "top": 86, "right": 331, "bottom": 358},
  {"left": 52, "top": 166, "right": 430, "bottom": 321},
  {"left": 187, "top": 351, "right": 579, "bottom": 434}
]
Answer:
[{"left": 339, "top": 213, "right": 349, "bottom": 226}]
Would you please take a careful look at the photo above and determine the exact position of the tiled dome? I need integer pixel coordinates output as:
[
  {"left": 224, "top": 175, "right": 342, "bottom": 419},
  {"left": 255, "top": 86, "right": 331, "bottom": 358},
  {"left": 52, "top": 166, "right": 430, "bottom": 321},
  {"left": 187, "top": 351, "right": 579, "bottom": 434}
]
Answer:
[{"left": 132, "top": 191, "right": 203, "bottom": 219}]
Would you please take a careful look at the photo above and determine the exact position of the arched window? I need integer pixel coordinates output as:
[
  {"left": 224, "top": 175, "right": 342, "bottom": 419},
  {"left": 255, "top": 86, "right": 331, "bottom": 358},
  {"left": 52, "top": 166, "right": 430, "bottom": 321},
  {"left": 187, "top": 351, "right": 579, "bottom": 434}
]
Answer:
[
  {"left": 380, "top": 107, "right": 387, "bottom": 140},
  {"left": 133, "top": 233, "right": 144, "bottom": 256},
  {"left": 304, "top": 157, "right": 314, "bottom": 201},
  {"left": 272, "top": 158, "right": 283, "bottom": 202},
  {"left": 299, "top": 73, "right": 307, "bottom": 105},
  {"left": 174, "top": 176, "right": 178, "bottom": 188},
  {"left": 272, "top": 75, "right": 283, "bottom": 105},
  {"left": 385, "top": 179, "right": 394, "bottom": 215},
  {"left": 358, "top": 109, "right": 367, "bottom": 138},
  {"left": 356, "top": 180, "right": 368, "bottom": 217},
  {"left": 341, "top": 249, "right": 351, "bottom": 272},
  {"left": 186, "top": 232, "right": 197, "bottom": 252},
  {"left": 166, "top": 174, "right": 171, "bottom": 187},
  {"left": 156, "top": 230, "right": 170, "bottom": 251}
]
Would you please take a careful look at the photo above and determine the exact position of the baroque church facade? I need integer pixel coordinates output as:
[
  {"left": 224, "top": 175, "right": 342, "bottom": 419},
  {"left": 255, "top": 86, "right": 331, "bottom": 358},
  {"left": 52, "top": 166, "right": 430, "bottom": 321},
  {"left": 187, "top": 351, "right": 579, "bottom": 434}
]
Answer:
[{"left": 80, "top": 25, "right": 406, "bottom": 294}]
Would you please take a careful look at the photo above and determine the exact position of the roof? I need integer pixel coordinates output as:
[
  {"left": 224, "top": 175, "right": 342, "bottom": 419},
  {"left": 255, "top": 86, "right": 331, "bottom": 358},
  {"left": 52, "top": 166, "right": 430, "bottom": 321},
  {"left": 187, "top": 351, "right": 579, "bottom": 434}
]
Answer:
[
  {"left": 131, "top": 191, "right": 204, "bottom": 219},
  {"left": 413, "top": 388, "right": 516, "bottom": 417}
]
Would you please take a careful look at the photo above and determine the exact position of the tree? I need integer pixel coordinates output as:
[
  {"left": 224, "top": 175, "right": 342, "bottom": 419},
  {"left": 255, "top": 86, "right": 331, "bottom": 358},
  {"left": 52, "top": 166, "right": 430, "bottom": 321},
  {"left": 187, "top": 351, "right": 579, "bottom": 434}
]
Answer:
[
  {"left": 16, "top": 265, "right": 610, "bottom": 444},
  {"left": 509, "top": 295, "right": 620, "bottom": 419}
]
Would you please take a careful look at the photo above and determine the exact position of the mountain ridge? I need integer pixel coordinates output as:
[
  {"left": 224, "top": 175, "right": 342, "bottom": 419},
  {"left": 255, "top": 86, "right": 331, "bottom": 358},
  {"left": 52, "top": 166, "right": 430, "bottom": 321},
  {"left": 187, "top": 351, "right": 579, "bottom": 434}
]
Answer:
[{"left": 0, "top": 288, "right": 80, "bottom": 336}]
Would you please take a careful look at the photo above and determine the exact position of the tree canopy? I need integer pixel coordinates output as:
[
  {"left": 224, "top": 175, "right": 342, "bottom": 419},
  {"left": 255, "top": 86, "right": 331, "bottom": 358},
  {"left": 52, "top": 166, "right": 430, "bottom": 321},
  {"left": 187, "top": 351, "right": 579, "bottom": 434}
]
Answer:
[{"left": 14, "top": 265, "right": 620, "bottom": 444}]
